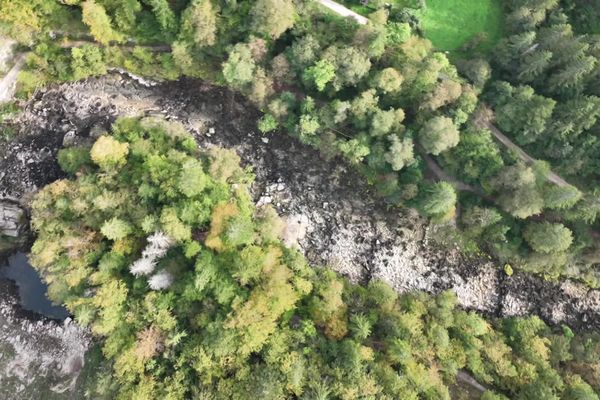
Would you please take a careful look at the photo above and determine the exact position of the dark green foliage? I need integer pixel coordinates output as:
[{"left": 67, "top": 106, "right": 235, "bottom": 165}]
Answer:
[
  {"left": 417, "top": 181, "right": 457, "bottom": 221},
  {"left": 57, "top": 146, "right": 92, "bottom": 175},
  {"left": 524, "top": 221, "right": 573, "bottom": 254}
]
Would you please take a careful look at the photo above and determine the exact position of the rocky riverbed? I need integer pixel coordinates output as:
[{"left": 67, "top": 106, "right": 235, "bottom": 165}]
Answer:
[{"left": 1, "top": 72, "right": 598, "bottom": 332}]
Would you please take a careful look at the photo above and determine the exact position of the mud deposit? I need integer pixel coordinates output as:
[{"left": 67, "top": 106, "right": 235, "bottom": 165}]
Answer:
[{"left": 1, "top": 73, "right": 599, "bottom": 332}]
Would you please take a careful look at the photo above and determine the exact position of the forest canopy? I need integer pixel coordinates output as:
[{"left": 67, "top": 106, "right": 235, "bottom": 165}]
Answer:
[{"left": 3, "top": 0, "right": 600, "bottom": 286}]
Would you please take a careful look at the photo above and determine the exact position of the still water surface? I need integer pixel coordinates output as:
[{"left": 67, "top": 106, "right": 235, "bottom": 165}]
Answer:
[{"left": 0, "top": 252, "right": 69, "bottom": 319}]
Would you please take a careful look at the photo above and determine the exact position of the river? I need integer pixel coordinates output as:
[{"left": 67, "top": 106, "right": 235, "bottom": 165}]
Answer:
[{"left": 0, "top": 252, "right": 69, "bottom": 320}]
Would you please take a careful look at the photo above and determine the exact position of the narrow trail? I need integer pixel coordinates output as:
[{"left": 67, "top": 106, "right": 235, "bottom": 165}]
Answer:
[
  {"left": 419, "top": 148, "right": 483, "bottom": 195},
  {"left": 317, "top": 0, "right": 369, "bottom": 24},
  {"left": 0, "top": 54, "right": 25, "bottom": 103},
  {"left": 59, "top": 41, "right": 171, "bottom": 52},
  {"left": 484, "top": 122, "right": 570, "bottom": 187}
]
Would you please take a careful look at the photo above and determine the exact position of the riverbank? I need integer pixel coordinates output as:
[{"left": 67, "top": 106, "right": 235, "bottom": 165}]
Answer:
[{"left": 2, "top": 72, "right": 598, "bottom": 331}]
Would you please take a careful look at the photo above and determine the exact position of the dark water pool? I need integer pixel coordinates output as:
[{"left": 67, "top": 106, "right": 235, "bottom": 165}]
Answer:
[{"left": 0, "top": 252, "right": 70, "bottom": 320}]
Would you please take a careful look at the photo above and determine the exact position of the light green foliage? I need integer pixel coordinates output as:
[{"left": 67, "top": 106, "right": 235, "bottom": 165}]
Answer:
[
  {"left": 524, "top": 222, "right": 573, "bottom": 254},
  {"left": 207, "top": 147, "right": 243, "bottom": 182},
  {"left": 458, "top": 58, "right": 492, "bottom": 87},
  {"left": 370, "top": 108, "right": 399, "bottom": 137},
  {"left": 222, "top": 43, "right": 256, "bottom": 88},
  {"left": 4, "top": 0, "right": 599, "bottom": 288},
  {"left": 90, "top": 135, "right": 129, "bottom": 171},
  {"left": 5, "top": 3, "right": 600, "bottom": 397},
  {"left": 144, "top": 0, "right": 177, "bottom": 34},
  {"left": 322, "top": 45, "right": 371, "bottom": 90},
  {"left": 101, "top": 217, "right": 133, "bottom": 241},
  {"left": 544, "top": 185, "right": 582, "bottom": 210},
  {"left": 288, "top": 35, "right": 321, "bottom": 71},
  {"left": 338, "top": 136, "right": 370, "bottom": 164},
  {"left": 419, "top": 116, "right": 460, "bottom": 155},
  {"left": 257, "top": 114, "right": 278, "bottom": 133},
  {"left": 387, "top": 22, "right": 412, "bottom": 45},
  {"left": 490, "top": 82, "right": 556, "bottom": 145},
  {"left": 57, "top": 146, "right": 91, "bottom": 175},
  {"left": 492, "top": 165, "right": 545, "bottom": 219},
  {"left": 442, "top": 125, "right": 503, "bottom": 184},
  {"left": 303, "top": 59, "right": 335, "bottom": 91},
  {"left": 0, "top": 0, "right": 60, "bottom": 43},
  {"left": 177, "top": 159, "right": 209, "bottom": 198}
]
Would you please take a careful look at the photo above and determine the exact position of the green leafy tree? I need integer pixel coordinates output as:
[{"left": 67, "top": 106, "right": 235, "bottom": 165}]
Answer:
[
  {"left": 322, "top": 46, "right": 371, "bottom": 90},
  {"left": 288, "top": 35, "right": 321, "bottom": 71},
  {"left": 144, "top": 0, "right": 176, "bottom": 34},
  {"left": 385, "top": 135, "right": 414, "bottom": 171},
  {"left": 457, "top": 58, "right": 491, "bottom": 88},
  {"left": 251, "top": 0, "right": 295, "bottom": 40},
  {"left": 489, "top": 82, "right": 556, "bottom": 145},
  {"left": 418, "top": 182, "right": 457, "bottom": 220},
  {"left": 258, "top": 114, "right": 278, "bottom": 133},
  {"left": 71, "top": 45, "right": 106, "bottom": 80},
  {"left": 58, "top": 146, "right": 92, "bottom": 174},
  {"left": 524, "top": 222, "right": 573, "bottom": 254},
  {"left": 372, "top": 67, "right": 404, "bottom": 94},
  {"left": 492, "top": 165, "right": 545, "bottom": 219},
  {"left": 90, "top": 135, "right": 129, "bottom": 171},
  {"left": 179, "top": 0, "right": 217, "bottom": 47},
  {"left": 81, "top": 0, "right": 123, "bottom": 45},
  {"left": 419, "top": 116, "right": 460, "bottom": 156},
  {"left": 543, "top": 185, "right": 582, "bottom": 210},
  {"left": 101, "top": 217, "right": 133, "bottom": 241},
  {"left": 222, "top": 43, "right": 256, "bottom": 88},
  {"left": 303, "top": 59, "right": 335, "bottom": 91},
  {"left": 387, "top": 22, "right": 411, "bottom": 44}
]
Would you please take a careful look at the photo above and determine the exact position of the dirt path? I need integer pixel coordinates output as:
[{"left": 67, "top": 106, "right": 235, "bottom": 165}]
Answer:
[
  {"left": 0, "top": 54, "right": 25, "bottom": 103},
  {"left": 418, "top": 147, "right": 485, "bottom": 195},
  {"left": 481, "top": 121, "right": 571, "bottom": 187},
  {"left": 0, "top": 37, "right": 17, "bottom": 73},
  {"left": 318, "top": 0, "right": 368, "bottom": 24}
]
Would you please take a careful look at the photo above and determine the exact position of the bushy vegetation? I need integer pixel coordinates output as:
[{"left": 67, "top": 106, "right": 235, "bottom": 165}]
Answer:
[{"left": 30, "top": 117, "right": 600, "bottom": 399}]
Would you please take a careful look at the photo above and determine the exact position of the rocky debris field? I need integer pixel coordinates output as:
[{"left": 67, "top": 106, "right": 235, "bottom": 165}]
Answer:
[
  {"left": 1, "top": 73, "right": 599, "bottom": 331},
  {"left": 0, "top": 280, "right": 91, "bottom": 399}
]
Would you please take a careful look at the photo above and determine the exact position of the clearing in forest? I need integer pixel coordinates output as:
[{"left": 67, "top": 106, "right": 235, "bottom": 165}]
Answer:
[{"left": 418, "top": 0, "right": 503, "bottom": 54}]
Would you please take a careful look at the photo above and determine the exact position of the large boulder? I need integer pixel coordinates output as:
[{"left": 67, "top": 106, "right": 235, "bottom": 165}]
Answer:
[{"left": 0, "top": 200, "right": 25, "bottom": 238}]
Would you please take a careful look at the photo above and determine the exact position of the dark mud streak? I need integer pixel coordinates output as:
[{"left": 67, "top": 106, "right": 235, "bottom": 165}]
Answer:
[{"left": 3, "top": 74, "right": 598, "bottom": 331}]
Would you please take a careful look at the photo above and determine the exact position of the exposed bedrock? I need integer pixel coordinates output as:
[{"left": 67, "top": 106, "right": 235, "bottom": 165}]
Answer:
[{"left": 2, "top": 73, "right": 598, "bottom": 331}]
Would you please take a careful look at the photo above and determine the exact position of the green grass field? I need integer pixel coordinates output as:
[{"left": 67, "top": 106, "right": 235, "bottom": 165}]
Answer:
[{"left": 418, "top": 0, "right": 503, "bottom": 54}]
